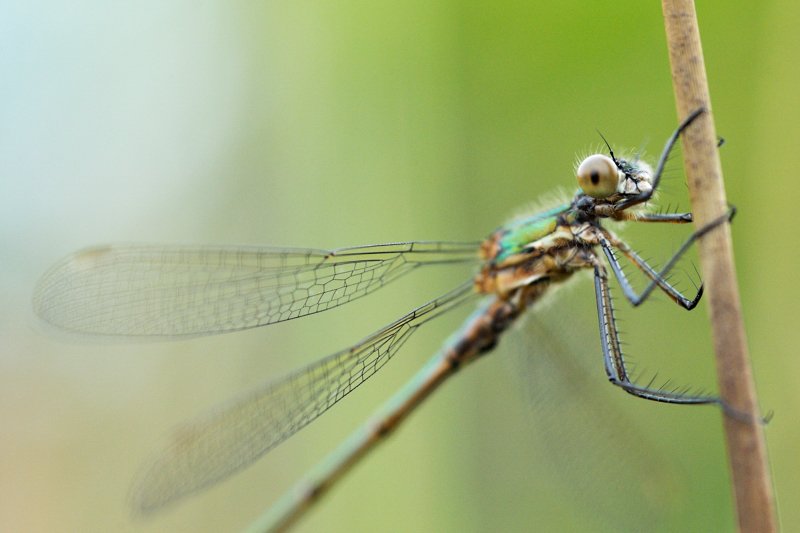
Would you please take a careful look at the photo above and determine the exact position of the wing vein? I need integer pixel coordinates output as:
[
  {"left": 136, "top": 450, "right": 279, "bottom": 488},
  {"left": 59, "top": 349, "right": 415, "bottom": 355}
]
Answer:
[
  {"left": 33, "top": 242, "right": 479, "bottom": 337},
  {"left": 129, "top": 280, "right": 477, "bottom": 513}
]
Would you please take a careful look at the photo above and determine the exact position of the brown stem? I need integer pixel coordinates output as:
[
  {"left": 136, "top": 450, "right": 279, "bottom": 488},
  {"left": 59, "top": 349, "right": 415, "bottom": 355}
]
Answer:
[{"left": 661, "top": 1, "right": 776, "bottom": 531}]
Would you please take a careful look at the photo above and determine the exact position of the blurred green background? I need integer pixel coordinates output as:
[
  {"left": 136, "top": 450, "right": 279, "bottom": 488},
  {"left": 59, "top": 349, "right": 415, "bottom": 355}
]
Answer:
[{"left": 2, "top": 1, "right": 798, "bottom": 532}]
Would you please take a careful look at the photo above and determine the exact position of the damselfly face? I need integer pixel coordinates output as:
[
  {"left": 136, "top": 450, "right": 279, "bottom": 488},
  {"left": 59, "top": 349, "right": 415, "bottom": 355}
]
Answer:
[{"left": 576, "top": 153, "right": 654, "bottom": 206}]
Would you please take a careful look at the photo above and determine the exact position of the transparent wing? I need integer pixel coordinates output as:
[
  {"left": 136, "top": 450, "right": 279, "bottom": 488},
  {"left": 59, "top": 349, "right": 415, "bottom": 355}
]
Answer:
[
  {"left": 129, "top": 280, "right": 477, "bottom": 514},
  {"left": 33, "top": 241, "right": 479, "bottom": 338},
  {"left": 507, "top": 285, "right": 685, "bottom": 530}
]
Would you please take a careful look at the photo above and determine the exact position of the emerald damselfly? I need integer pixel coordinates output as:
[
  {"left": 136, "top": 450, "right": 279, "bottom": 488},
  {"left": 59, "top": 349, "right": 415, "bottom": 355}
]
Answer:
[{"left": 33, "top": 109, "right": 733, "bottom": 531}]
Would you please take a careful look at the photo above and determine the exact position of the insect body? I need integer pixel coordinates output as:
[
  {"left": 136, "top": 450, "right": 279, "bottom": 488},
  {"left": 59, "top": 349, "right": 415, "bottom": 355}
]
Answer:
[{"left": 33, "top": 109, "right": 730, "bottom": 530}]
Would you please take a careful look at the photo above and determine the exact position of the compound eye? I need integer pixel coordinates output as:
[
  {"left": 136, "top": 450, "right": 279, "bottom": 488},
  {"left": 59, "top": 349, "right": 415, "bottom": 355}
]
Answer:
[{"left": 576, "top": 154, "right": 620, "bottom": 198}]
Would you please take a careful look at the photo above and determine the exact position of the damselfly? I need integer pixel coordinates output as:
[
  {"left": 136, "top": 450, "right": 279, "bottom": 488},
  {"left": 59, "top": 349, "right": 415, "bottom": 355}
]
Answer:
[{"left": 33, "top": 109, "right": 733, "bottom": 531}]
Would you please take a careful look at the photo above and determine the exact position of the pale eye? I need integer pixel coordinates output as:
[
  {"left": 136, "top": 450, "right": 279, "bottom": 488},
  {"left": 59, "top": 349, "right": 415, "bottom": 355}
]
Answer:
[{"left": 576, "top": 154, "right": 620, "bottom": 198}]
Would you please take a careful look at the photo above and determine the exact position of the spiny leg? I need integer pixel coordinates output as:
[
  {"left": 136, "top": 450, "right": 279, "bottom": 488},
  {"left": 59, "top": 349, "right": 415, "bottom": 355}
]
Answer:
[
  {"left": 617, "top": 107, "right": 706, "bottom": 210},
  {"left": 611, "top": 211, "right": 693, "bottom": 223},
  {"left": 591, "top": 262, "right": 718, "bottom": 405},
  {"left": 598, "top": 232, "right": 701, "bottom": 310},
  {"left": 633, "top": 212, "right": 692, "bottom": 223},
  {"left": 598, "top": 207, "right": 735, "bottom": 308},
  {"left": 593, "top": 260, "right": 764, "bottom": 423}
]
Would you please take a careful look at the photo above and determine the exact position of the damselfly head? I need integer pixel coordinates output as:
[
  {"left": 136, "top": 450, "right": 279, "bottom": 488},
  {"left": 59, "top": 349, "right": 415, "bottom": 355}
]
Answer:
[{"left": 576, "top": 154, "right": 654, "bottom": 206}]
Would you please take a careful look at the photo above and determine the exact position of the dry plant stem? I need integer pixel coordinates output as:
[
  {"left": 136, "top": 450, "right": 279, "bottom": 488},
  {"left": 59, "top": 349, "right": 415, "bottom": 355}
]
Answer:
[{"left": 661, "top": 1, "right": 776, "bottom": 532}]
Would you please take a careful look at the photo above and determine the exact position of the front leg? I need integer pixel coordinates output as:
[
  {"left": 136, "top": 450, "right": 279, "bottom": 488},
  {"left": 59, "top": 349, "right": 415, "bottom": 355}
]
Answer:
[{"left": 612, "top": 211, "right": 693, "bottom": 223}]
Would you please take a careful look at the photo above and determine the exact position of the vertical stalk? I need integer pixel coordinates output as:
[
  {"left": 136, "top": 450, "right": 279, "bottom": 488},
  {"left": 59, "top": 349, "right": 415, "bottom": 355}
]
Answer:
[{"left": 661, "top": 1, "right": 776, "bottom": 531}]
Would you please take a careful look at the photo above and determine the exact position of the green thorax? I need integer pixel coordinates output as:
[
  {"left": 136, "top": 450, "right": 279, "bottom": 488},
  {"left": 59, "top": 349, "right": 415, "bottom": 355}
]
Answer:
[{"left": 488, "top": 203, "right": 576, "bottom": 263}]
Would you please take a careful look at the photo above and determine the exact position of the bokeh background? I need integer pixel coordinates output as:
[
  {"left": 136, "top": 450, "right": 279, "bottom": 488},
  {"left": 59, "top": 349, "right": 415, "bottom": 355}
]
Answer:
[{"left": 2, "top": 1, "right": 798, "bottom": 531}]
